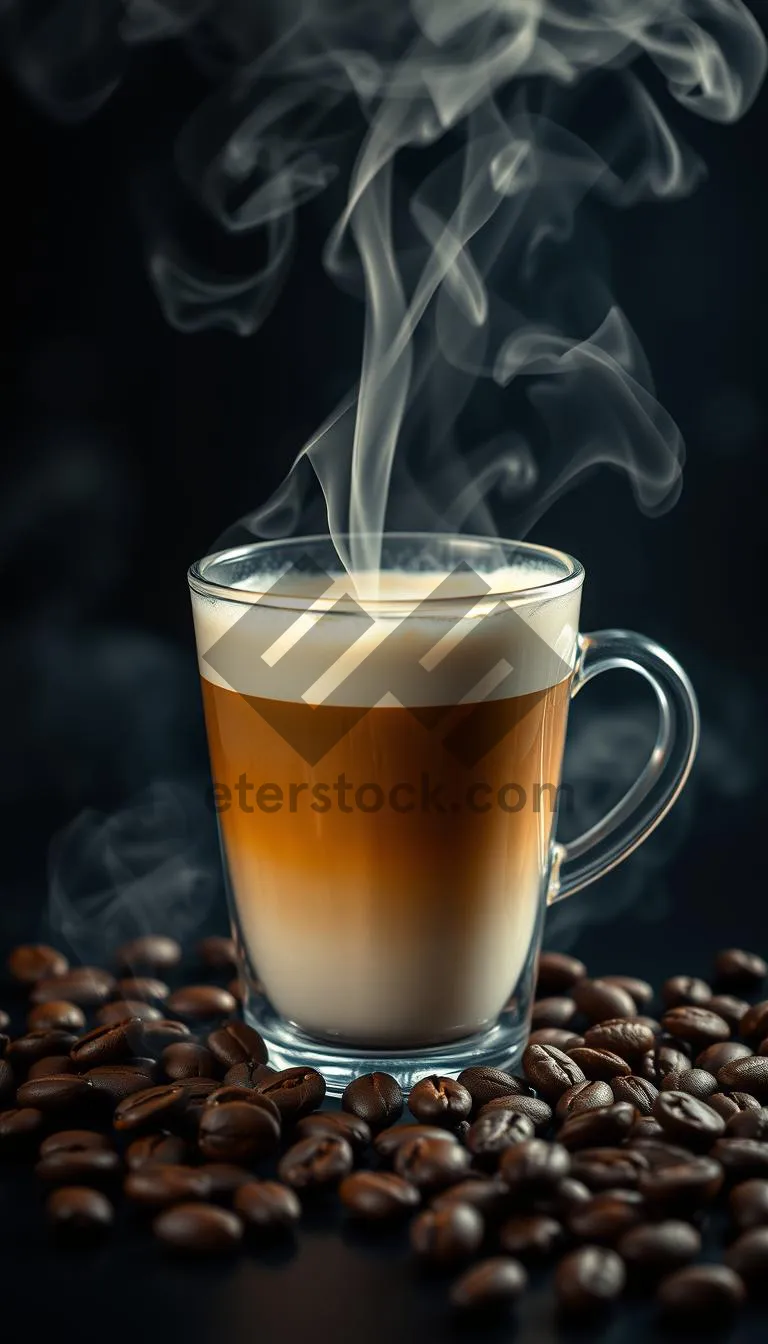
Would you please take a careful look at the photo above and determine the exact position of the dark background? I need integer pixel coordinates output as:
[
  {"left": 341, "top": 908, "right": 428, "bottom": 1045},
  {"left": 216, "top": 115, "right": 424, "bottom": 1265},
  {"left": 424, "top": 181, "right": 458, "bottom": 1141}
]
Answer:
[{"left": 0, "top": 7, "right": 767, "bottom": 1341}]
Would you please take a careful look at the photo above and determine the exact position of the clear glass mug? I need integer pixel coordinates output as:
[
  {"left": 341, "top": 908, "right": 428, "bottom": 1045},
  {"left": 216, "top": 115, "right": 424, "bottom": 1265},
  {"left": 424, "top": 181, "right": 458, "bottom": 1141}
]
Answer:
[{"left": 188, "top": 533, "right": 699, "bottom": 1093}]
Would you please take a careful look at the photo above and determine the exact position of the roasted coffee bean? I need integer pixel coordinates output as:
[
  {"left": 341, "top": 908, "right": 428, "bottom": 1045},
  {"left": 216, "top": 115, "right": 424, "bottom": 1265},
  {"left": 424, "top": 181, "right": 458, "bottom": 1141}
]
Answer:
[
  {"left": 558, "top": 1102, "right": 637, "bottom": 1151},
  {"left": 341, "top": 1072, "right": 402, "bottom": 1130},
  {"left": 660, "top": 1005, "right": 730, "bottom": 1050},
  {"left": 294, "top": 1111, "right": 371, "bottom": 1154},
  {"left": 730, "top": 1179, "right": 768, "bottom": 1232},
  {"left": 116, "top": 977, "right": 169, "bottom": 1003},
  {"left": 83, "top": 1065, "right": 155, "bottom": 1106},
  {"left": 339, "top": 1170, "right": 419, "bottom": 1220},
  {"left": 113, "top": 1083, "right": 188, "bottom": 1132},
  {"left": 256, "top": 1067, "right": 326, "bottom": 1121},
  {"left": 710, "top": 1138, "right": 768, "bottom": 1180},
  {"left": 125, "top": 1164, "right": 211, "bottom": 1206},
  {"left": 233, "top": 1180, "right": 301, "bottom": 1233},
  {"left": 741, "top": 1000, "right": 768, "bottom": 1044},
  {"left": 531, "top": 997, "right": 577, "bottom": 1029},
  {"left": 207, "top": 1020, "right": 268, "bottom": 1070},
  {"left": 161, "top": 1042, "right": 218, "bottom": 1081},
  {"left": 500, "top": 1139, "right": 570, "bottom": 1192},
  {"left": 17, "top": 1073, "right": 93, "bottom": 1113},
  {"left": 198, "top": 1099, "right": 280, "bottom": 1162},
  {"left": 477, "top": 1094, "right": 553, "bottom": 1133},
  {"left": 0, "top": 1107, "right": 44, "bottom": 1143},
  {"left": 128, "top": 1019, "right": 191, "bottom": 1056},
  {"left": 549, "top": 1176, "right": 597, "bottom": 1216},
  {"left": 228, "top": 977, "right": 246, "bottom": 1003},
  {"left": 180, "top": 1077, "right": 229, "bottom": 1123},
  {"left": 278, "top": 1134, "right": 353, "bottom": 1190},
  {"left": 573, "top": 979, "right": 636, "bottom": 1023},
  {"left": 718, "top": 1055, "right": 768, "bottom": 1101},
  {"left": 639, "top": 1157, "right": 724, "bottom": 1213},
  {"left": 165, "top": 985, "right": 237, "bottom": 1021},
  {"left": 197, "top": 935, "right": 238, "bottom": 969},
  {"left": 410, "top": 1203, "right": 484, "bottom": 1266},
  {"left": 612, "top": 1076, "right": 658, "bottom": 1115},
  {"left": 204, "top": 1085, "right": 280, "bottom": 1120},
  {"left": 7, "top": 1030, "right": 78, "bottom": 1071},
  {"left": 450, "top": 1256, "right": 528, "bottom": 1313},
  {"left": 125, "top": 1133, "right": 190, "bottom": 1170},
  {"left": 153, "top": 1202, "right": 243, "bottom": 1254},
  {"left": 408, "top": 1075, "right": 472, "bottom": 1127},
  {"left": 466, "top": 1109, "right": 534, "bottom": 1165},
  {"left": 39, "top": 1129, "right": 112, "bottom": 1158},
  {"left": 31, "top": 967, "right": 116, "bottom": 1007},
  {"left": 556, "top": 1081, "right": 614, "bottom": 1121},
  {"left": 374, "top": 1124, "right": 458, "bottom": 1161},
  {"left": 36, "top": 1148, "right": 122, "bottom": 1185},
  {"left": 602, "top": 975, "right": 654, "bottom": 1007},
  {"left": 653, "top": 1090, "right": 725, "bottom": 1148},
  {"left": 116, "top": 936, "right": 181, "bottom": 973},
  {"left": 96, "top": 1001, "right": 163, "bottom": 1026},
  {"left": 555, "top": 1245, "right": 626, "bottom": 1316},
  {"left": 629, "top": 1138, "right": 692, "bottom": 1168},
  {"left": 726, "top": 1107, "right": 768, "bottom": 1140},
  {"left": 662, "top": 975, "right": 712, "bottom": 1008},
  {"left": 571, "top": 1148, "right": 648, "bottom": 1192},
  {"left": 536, "top": 952, "right": 587, "bottom": 995},
  {"left": 70, "top": 1020, "right": 139, "bottom": 1068},
  {"left": 188, "top": 1163, "right": 254, "bottom": 1200},
  {"left": 46, "top": 1186, "right": 113, "bottom": 1242},
  {"left": 567, "top": 1047, "right": 632, "bottom": 1081},
  {"left": 732, "top": 1091, "right": 765, "bottom": 1112},
  {"left": 697, "top": 1040, "right": 752, "bottom": 1072},
  {"left": 9, "top": 944, "right": 69, "bottom": 985},
  {"left": 644, "top": 1043, "right": 692, "bottom": 1084},
  {"left": 394, "top": 1135, "right": 470, "bottom": 1191},
  {"left": 715, "top": 948, "right": 767, "bottom": 991},
  {"left": 522, "top": 1043, "right": 586, "bottom": 1101},
  {"left": 455, "top": 1066, "right": 529, "bottom": 1110},
  {"left": 658, "top": 1264, "right": 745, "bottom": 1323},
  {"left": 224, "top": 1061, "right": 275, "bottom": 1089},
  {"left": 499, "top": 1213, "right": 564, "bottom": 1260},
  {"left": 630, "top": 1116, "right": 665, "bottom": 1140},
  {"left": 27, "top": 1001, "right": 86, "bottom": 1033},
  {"left": 583, "top": 1018, "right": 656, "bottom": 1063},
  {"left": 618, "top": 1219, "right": 701, "bottom": 1277},
  {"left": 568, "top": 1189, "right": 644, "bottom": 1243},
  {"left": 526, "top": 1028, "right": 583, "bottom": 1051},
  {"left": 710, "top": 1093, "right": 742, "bottom": 1121},
  {"left": 725, "top": 1226, "right": 768, "bottom": 1289},
  {"left": 660, "top": 1067, "right": 719, "bottom": 1099},
  {"left": 708, "top": 994, "right": 750, "bottom": 1032},
  {"left": 432, "top": 1177, "right": 509, "bottom": 1219}
]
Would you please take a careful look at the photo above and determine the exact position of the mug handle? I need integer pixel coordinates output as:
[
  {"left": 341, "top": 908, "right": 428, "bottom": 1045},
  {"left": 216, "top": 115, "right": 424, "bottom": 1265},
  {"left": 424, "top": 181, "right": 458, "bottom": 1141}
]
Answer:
[{"left": 548, "top": 629, "right": 700, "bottom": 904}]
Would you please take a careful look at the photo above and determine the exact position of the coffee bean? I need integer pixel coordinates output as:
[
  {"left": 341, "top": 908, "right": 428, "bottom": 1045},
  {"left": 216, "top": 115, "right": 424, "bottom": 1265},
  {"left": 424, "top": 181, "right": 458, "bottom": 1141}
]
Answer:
[
  {"left": 652, "top": 1090, "right": 725, "bottom": 1148},
  {"left": 410, "top": 1203, "right": 484, "bottom": 1266},
  {"left": 658, "top": 1264, "right": 745, "bottom": 1322},
  {"left": 661, "top": 1005, "right": 731, "bottom": 1052},
  {"left": 0, "top": 1107, "right": 44, "bottom": 1144},
  {"left": 31, "top": 968, "right": 116, "bottom": 1007},
  {"left": 731, "top": 1179, "right": 768, "bottom": 1232},
  {"left": 628, "top": 1139, "right": 693, "bottom": 1168},
  {"left": 660, "top": 1068, "right": 719, "bottom": 1100},
  {"left": 601, "top": 975, "right": 654, "bottom": 1007},
  {"left": 466, "top": 1109, "right": 534, "bottom": 1165},
  {"left": 83, "top": 1066, "right": 155, "bottom": 1106},
  {"left": 394, "top": 1135, "right": 471, "bottom": 1191},
  {"left": 206, "top": 1020, "right": 268, "bottom": 1069},
  {"left": 549, "top": 1176, "right": 595, "bottom": 1215},
  {"left": 113, "top": 1084, "right": 188, "bottom": 1132},
  {"left": 46, "top": 1186, "right": 113, "bottom": 1242},
  {"left": 643, "top": 1043, "right": 692, "bottom": 1084},
  {"left": 710, "top": 1093, "right": 742, "bottom": 1121},
  {"left": 161, "top": 1042, "right": 218, "bottom": 1081},
  {"left": 724, "top": 1226, "right": 768, "bottom": 1290},
  {"left": 731, "top": 1092, "right": 762, "bottom": 1112},
  {"left": 536, "top": 952, "right": 587, "bottom": 995},
  {"left": 165, "top": 985, "right": 237, "bottom": 1021},
  {"left": 198, "top": 1095, "right": 280, "bottom": 1160},
  {"left": 710, "top": 1138, "right": 768, "bottom": 1180},
  {"left": 153, "top": 1202, "right": 243, "bottom": 1254},
  {"left": 715, "top": 948, "right": 767, "bottom": 990},
  {"left": 116, "top": 977, "right": 169, "bottom": 1003},
  {"left": 116, "top": 936, "right": 181, "bottom": 973},
  {"left": 556, "top": 1081, "right": 614, "bottom": 1121},
  {"left": 341, "top": 1072, "right": 402, "bottom": 1129},
  {"left": 612, "top": 1076, "right": 658, "bottom": 1115},
  {"left": 408, "top": 1076, "right": 472, "bottom": 1126},
  {"left": 573, "top": 979, "right": 636, "bottom": 1023},
  {"left": 708, "top": 995, "right": 750, "bottom": 1032},
  {"left": 477, "top": 1095, "right": 553, "bottom": 1133},
  {"left": 197, "top": 936, "right": 238, "bottom": 970},
  {"left": 531, "top": 997, "right": 577, "bottom": 1029},
  {"left": 499, "top": 1213, "right": 564, "bottom": 1260},
  {"left": 231, "top": 1180, "right": 301, "bottom": 1234},
  {"left": 278, "top": 1134, "right": 353, "bottom": 1190},
  {"left": 7, "top": 1030, "right": 78, "bottom": 1071},
  {"left": 726, "top": 1107, "right": 768, "bottom": 1139},
  {"left": 522, "top": 1043, "right": 586, "bottom": 1101},
  {"left": 630, "top": 1116, "right": 666, "bottom": 1140},
  {"left": 568, "top": 1190, "right": 644, "bottom": 1243},
  {"left": 224, "top": 1061, "right": 275, "bottom": 1089},
  {"left": 526, "top": 1029, "right": 583, "bottom": 1051},
  {"left": 204, "top": 1085, "right": 279, "bottom": 1118},
  {"left": 568, "top": 1047, "right": 632, "bottom": 1081},
  {"left": 255, "top": 1067, "right": 326, "bottom": 1121},
  {"left": 455, "top": 1066, "right": 530, "bottom": 1110},
  {"left": 500, "top": 1139, "right": 570, "bottom": 1192},
  {"left": 125, "top": 1133, "right": 190, "bottom": 1169},
  {"left": 555, "top": 1245, "right": 626, "bottom": 1316},
  {"left": 639, "top": 1157, "right": 724, "bottom": 1213},
  {"left": 741, "top": 1001, "right": 768, "bottom": 1044},
  {"left": 662, "top": 975, "right": 712, "bottom": 1008},
  {"left": 339, "top": 1170, "right": 419, "bottom": 1220},
  {"left": 17, "top": 1073, "right": 93, "bottom": 1113},
  {"left": 125, "top": 1164, "right": 211, "bottom": 1206},
  {"left": 294, "top": 1112, "right": 371, "bottom": 1154},
  {"left": 450, "top": 1256, "right": 528, "bottom": 1312},
  {"left": 70, "top": 1020, "right": 139, "bottom": 1069},
  {"left": 8, "top": 944, "right": 69, "bottom": 984},
  {"left": 374, "top": 1125, "right": 458, "bottom": 1161},
  {"left": 618, "top": 1219, "right": 701, "bottom": 1277},
  {"left": 698, "top": 1042, "right": 750, "bottom": 1073},
  {"left": 571, "top": 1148, "right": 648, "bottom": 1192},
  {"left": 718, "top": 1055, "right": 768, "bottom": 1101},
  {"left": 36, "top": 1148, "right": 122, "bottom": 1185},
  {"left": 96, "top": 1001, "right": 163, "bottom": 1026},
  {"left": 432, "top": 1178, "right": 509, "bottom": 1219},
  {"left": 39, "top": 1130, "right": 113, "bottom": 1158},
  {"left": 228, "top": 977, "right": 246, "bottom": 1003},
  {"left": 27, "top": 1001, "right": 86, "bottom": 1033},
  {"left": 582, "top": 1018, "right": 656, "bottom": 1063},
  {"left": 128, "top": 1020, "right": 192, "bottom": 1055},
  {"left": 559, "top": 1103, "right": 637, "bottom": 1151}
]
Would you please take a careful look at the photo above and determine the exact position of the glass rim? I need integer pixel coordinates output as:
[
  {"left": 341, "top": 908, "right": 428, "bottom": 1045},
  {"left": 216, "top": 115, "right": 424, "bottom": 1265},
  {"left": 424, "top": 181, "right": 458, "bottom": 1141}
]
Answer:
[{"left": 187, "top": 531, "right": 585, "bottom": 610}]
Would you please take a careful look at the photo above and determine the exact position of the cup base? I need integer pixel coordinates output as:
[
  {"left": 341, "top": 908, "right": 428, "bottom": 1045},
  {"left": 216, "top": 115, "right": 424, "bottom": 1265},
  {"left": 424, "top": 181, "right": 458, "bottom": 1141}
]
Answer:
[{"left": 243, "top": 995, "right": 529, "bottom": 1096}]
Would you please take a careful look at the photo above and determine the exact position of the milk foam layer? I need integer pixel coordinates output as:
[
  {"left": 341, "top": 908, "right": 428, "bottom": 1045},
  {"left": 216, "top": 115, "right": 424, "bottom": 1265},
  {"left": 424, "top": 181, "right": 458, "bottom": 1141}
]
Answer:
[{"left": 192, "top": 565, "right": 581, "bottom": 706}]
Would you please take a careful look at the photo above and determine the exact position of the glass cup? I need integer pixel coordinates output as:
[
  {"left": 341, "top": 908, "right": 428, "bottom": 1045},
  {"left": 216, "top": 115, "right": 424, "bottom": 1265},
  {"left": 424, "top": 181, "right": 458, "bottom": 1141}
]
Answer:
[{"left": 188, "top": 533, "right": 698, "bottom": 1093}]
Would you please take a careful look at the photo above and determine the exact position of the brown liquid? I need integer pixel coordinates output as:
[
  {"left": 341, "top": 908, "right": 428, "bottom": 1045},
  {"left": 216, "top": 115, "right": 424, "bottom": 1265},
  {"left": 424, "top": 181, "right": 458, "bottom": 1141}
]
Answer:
[{"left": 202, "top": 677, "right": 572, "bottom": 1047}]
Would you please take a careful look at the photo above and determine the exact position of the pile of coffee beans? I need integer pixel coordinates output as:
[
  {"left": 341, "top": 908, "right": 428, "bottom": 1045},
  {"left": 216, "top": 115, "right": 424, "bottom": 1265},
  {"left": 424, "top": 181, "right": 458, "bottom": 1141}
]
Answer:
[{"left": 3, "top": 938, "right": 768, "bottom": 1327}]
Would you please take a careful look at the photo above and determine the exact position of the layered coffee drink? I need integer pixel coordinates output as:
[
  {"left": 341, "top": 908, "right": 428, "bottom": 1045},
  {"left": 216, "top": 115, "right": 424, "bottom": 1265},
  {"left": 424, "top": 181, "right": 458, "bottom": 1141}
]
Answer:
[{"left": 192, "top": 563, "right": 580, "bottom": 1048}]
